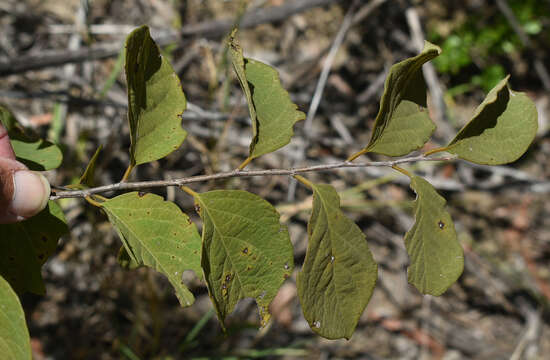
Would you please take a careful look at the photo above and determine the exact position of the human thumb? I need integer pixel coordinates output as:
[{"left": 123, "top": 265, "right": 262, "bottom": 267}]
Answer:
[{"left": 0, "top": 157, "right": 51, "bottom": 224}]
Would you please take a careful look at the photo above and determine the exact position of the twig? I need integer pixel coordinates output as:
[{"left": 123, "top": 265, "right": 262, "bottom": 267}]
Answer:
[
  {"left": 287, "top": 0, "right": 385, "bottom": 200},
  {"left": 0, "top": 0, "right": 342, "bottom": 76},
  {"left": 405, "top": 7, "right": 454, "bottom": 142},
  {"left": 510, "top": 297, "right": 542, "bottom": 360},
  {"left": 49, "top": 155, "right": 455, "bottom": 200},
  {"left": 357, "top": 65, "right": 389, "bottom": 104},
  {"left": 303, "top": 0, "right": 361, "bottom": 136}
]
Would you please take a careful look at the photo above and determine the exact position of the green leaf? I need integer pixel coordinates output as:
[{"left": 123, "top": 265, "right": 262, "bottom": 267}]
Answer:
[
  {"left": 361, "top": 42, "right": 440, "bottom": 157},
  {"left": 0, "top": 105, "right": 62, "bottom": 171},
  {"left": 297, "top": 182, "right": 377, "bottom": 340},
  {"left": 229, "top": 30, "right": 305, "bottom": 164},
  {"left": 446, "top": 76, "right": 538, "bottom": 164},
  {"left": 228, "top": 29, "right": 256, "bottom": 141},
  {"left": 117, "top": 246, "right": 140, "bottom": 270},
  {"left": 404, "top": 175, "right": 463, "bottom": 296},
  {"left": 101, "top": 192, "right": 202, "bottom": 306},
  {"left": 0, "top": 104, "right": 17, "bottom": 130},
  {"left": 125, "top": 25, "right": 187, "bottom": 166},
  {"left": 0, "top": 201, "right": 68, "bottom": 295},
  {"left": 193, "top": 190, "right": 294, "bottom": 327},
  {"left": 78, "top": 145, "right": 102, "bottom": 187},
  {"left": 0, "top": 276, "right": 31, "bottom": 360}
]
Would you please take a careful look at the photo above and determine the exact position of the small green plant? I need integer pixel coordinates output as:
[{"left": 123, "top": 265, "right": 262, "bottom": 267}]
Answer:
[
  {"left": 0, "top": 24, "right": 538, "bottom": 356},
  {"left": 428, "top": 0, "right": 548, "bottom": 93}
]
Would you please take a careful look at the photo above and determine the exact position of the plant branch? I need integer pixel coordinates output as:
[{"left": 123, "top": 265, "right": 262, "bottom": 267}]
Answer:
[
  {"left": 49, "top": 155, "right": 456, "bottom": 200},
  {"left": 287, "top": 0, "right": 365, "bottom": 201}
]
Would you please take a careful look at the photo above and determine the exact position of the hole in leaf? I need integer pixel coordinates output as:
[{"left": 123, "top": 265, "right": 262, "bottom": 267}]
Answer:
[
  {"left": 438, "top": 221, "right": 445, "bottom": 229},
  {"left": 138, "top": 192, "right": 146, "bottom": 197},
  {"left": 242, "top": 247, "right": 249, "bottom": 254},
  {"left": 313, "top": 320, "right": 321, "bottom": 328}
]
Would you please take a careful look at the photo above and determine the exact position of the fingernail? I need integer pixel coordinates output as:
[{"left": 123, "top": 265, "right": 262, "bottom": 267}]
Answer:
[{"left": 12, "top": 171, "right": 50, "bottom": 218}]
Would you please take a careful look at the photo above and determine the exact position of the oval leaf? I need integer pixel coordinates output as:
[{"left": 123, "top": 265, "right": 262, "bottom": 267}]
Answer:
[
  {"left": 229, "top": 30, "right": 305, "bottom": 163},
  {"left": 101, "top": 192, "right": 202, "bottom": 307},
  {"left": 362, "top": 42, "right": 440, "bottom": 156},
  {"left": 297, "top": 182, "right": 377, "bottom": 340},
  {"left": 125, "top": 25, "right": 187, "bottom": 166},
  {"left": 0, "top": 105, "right": 62, "bottom": 171},
  {"left": 0, "top": 201, "right": 68, "bottom": 295},
  {"left": 405, "top": 175, "right": 463, "bottom": 296},
  {"left": 446, "top": 76, "right": 538, "bottom": 165},
  {"left": 193, "top": 190, "right": 294, "bottom": 328},
  {"left": 0, "top": 276, "right": 31, "bottom": 360}
]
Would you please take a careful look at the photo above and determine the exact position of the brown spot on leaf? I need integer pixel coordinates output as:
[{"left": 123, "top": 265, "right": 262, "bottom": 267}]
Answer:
[
  {"left": 283, "top": 274, "right": 290, "bottom": 279},
  {"left": 225, "top": 274, "right": 231, "bottom": 282},
  {"left": 38, "top": 254, "right": 44, "bottom": 260},
  {"left": 9, "top": 256, "right": 15, "bottom": 261}
]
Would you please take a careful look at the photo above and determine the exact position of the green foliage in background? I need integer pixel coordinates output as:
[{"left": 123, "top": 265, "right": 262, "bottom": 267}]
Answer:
[{"left": 428, "top": 0, "right": 549, "bottom": 92}]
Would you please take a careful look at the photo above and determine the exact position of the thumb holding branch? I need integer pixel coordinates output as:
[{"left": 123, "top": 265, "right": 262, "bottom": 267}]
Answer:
[{"left": 0, "top": 123, "right": 50, "bottom": 224}]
